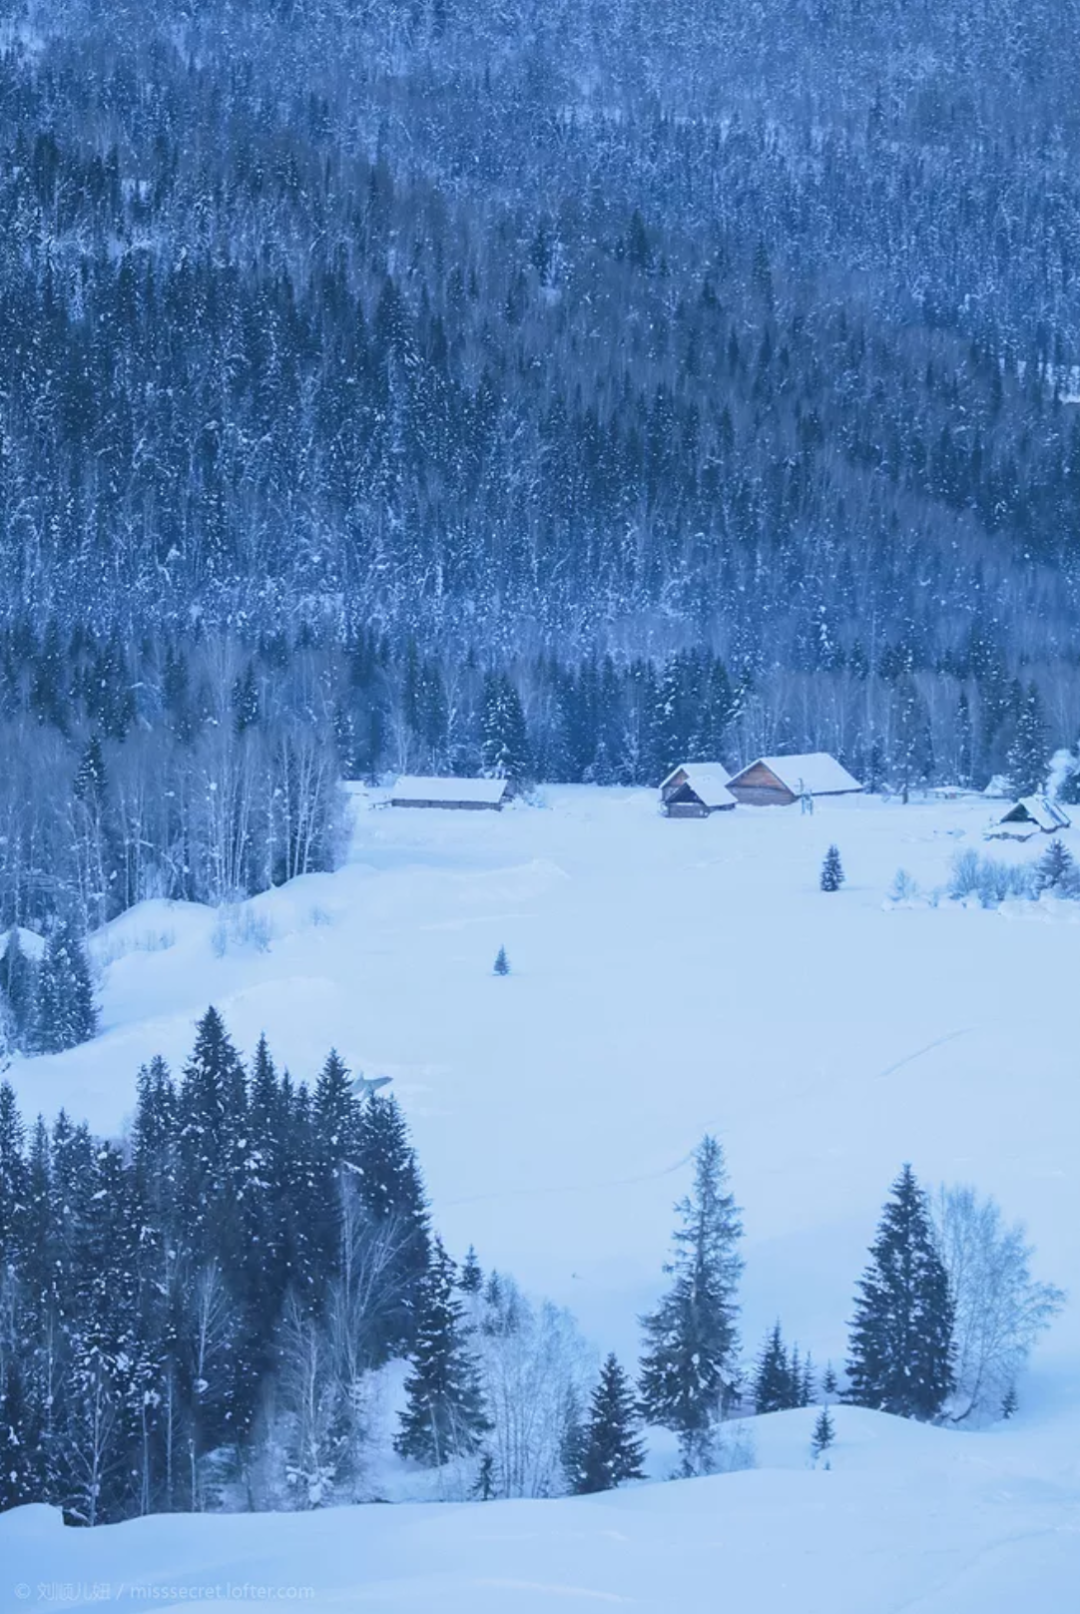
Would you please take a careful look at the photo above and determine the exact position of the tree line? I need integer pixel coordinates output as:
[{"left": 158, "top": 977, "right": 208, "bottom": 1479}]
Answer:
[
  {"left": 0, "top": 1020, "right": 1062, "bottom": 1520},
  {"left": 1, "top": 615, "right": 1079, "bottom": 996}
]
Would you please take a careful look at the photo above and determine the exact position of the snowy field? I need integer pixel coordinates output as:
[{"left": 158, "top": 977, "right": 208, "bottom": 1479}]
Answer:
[{"left": 3, "top": 785, "right": 1080, "bottom": 1610}]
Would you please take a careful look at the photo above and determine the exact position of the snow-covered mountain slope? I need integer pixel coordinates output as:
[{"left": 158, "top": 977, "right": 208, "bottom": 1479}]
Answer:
[
  {"left": 4, "top": 785, "right": 1079, "bottom": 1608},
  {"left": 8, "top": 786, "right": 1075, "bottom": 1379},
  {"left": 3, "top": 1404, "right": 1079, "bottom": 1613}
]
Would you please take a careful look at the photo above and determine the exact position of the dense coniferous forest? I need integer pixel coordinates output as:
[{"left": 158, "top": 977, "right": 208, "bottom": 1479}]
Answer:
[{"left": 2, "top": 0, "right": 1080, "bottom": 933}]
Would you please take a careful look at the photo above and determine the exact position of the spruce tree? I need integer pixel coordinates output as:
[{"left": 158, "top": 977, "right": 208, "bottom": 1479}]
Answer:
[
  {"left": 354, "top": 1094, "right": 431, "bottom": 1359},
  {"left": 1007, "top": 682, "right": 1047, "bottom": 797},
  {"left": 0, "top": 1081, "right": 27, "bottom": 1274},
  {"left": 846, "top": 1165, "right": 955, "bottom": 1420},
  {"left": 1036, "top": 838, "right": 1075, "bottom": 894},
  {"left": 571, "top": 1354, "right": 646, "bottom": 1494},
  {"left": 639, "top": 1136, "right": 743, "bottom": 1463},
  {"left": 820, "top": 845, "right": 845, "bottom": 892},
  {"left": 395, "top": 1240, "right": 489, "bottom": 1466},
  {"left": 493, "top": 945, "right": 510, "bottom": 976},
  {"left": 0, "top": 929, "right": 36, "bottom": 1050},
  {"left": 0, "top": 1360, "right": 40, "bottom": 1511},
  {"left": 811, "top": 1406, "right": 835, "bottom": 1461},
  {"left": 33, "top": 919, "right": 97, "bottom": 1054},
  {"left": 822, "top": 1363, "right": 838, "bottom": 1397},
  {"left": 753, "top": 1322, "right": 792, "bottom": 1414},
  {"left": 459, "top": 1246, "right": 483, "bottom": 1294}
]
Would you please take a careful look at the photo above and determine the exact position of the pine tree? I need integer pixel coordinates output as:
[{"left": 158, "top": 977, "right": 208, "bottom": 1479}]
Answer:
[
  {"left": 811, "top": 1405, "right": 835, "bottom": 1461},
  {"left": 33, "top": 919, "right": 97, "bottom": 1054},
  {"left": 1035, "top": 838, "right": 1075, "bottom": 894},
  {"left": 0, "top": 1082, "right": 27, "bottom": 1275},
  {"left": 800, "top": 1352, "right": 815, "bottom": 1408},
  {"left": 1000, "top": 1385, "right": 1018, "bottom": 1420},
  {"left": 0, "top": 1360, "right": 41, "bottom": 1511},
  {"left": 0, "top": 929, "right": 36, "bottom": 1050},
  {"left": 471, "top": 1449, "right": 497, "bottom": 1500},
  {"left": 570, "top": 1354, "right": 646, "bottom": 1494},
  {"left": 822, "top": 1363, "right": 838, "bottom": 1397},
  {"left": 493, "top": 945, "right": 510, "bottom": 976},
  {"left": 753, "top": 1322, "right": 792, "bottom": 1414},
  {"left": 639, "top": 1136, "right": 743, "bottom": 1460},
  {"left": 395, "top": 1240, "right": 490, "bottom": 1466},
  {"left": 481, "top": 673, "right": 531, "bottom": 784},
  {"left": 846, "top": 1165, "right": 955, "bottom": 1420},
  {"left": 354, "top": 1094, "right": 431, "bottom": 1360},
  {"left": 174, "top": 1007, "right": 249, "bottom": 1294},
  {"left": 820, "top": 845, "right": 845, "bottom": 892},
  {"left": 459, "top": 1246, "right": 483, "bottom": 1294},
  {"left": 1007, "top": 682, "right": 1047, "bottom": 797}
]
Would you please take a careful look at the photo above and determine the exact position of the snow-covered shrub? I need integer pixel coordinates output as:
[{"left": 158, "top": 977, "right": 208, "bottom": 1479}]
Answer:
[
  {"left": 889, "top": 868, "right": 919, "bottom": 903},
  {"left": 212, "top": 903, "right": 274, "bottom": 956},
  {"left": 947, "top": 851, "right": 1038, "bottom": 907}
]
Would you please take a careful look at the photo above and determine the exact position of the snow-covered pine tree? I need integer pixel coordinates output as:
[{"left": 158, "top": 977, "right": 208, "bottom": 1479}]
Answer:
[
  {"left": 800, "top": 1352, "right": 815, "bottom": 1407},
  {"left": 570, "top": 1354, "right": 646, "bottom": 1494},
  {"left": 811, "top": 1405, "right": 835, "bottom": 1460},
  {"left": 1000, "top": 1385, "right": 1018, "bottom": 1419},
  {"left": 1007, "top": 682, "right": 1047, "bottom": 797},
  {"left": 753, "top": 1322, "right": 791, "bottom": 1414},
  {"left": 822, "top": 1363, "right": 838, "bottom": 1397},
  {"left": 0, "top": 1359, "right": 40, "bottom": 1511},
  {"left": 820, "top": 845, "right": 845, "bottom": 892},
  {"left": 481, "top": 673, "right": 531, "bottom": 784},
  {"left": 33, "top": 918, "right": 97, "bottom": 1053},
  {"left": 174, "top": 1008, "right": 249, "bottom": 1324},
  {"left": 0, "top": 929, "right": 37, "bottom": 1050},
  {"left": 1035, "top": 837, "right": 1076, "bottom": 895},
  {"left": 395, "top": 1240, "right": 490, "bottom": 1466},
  {"left": 0, "top": 1082, "right": 26, "bottom": 1275},
  {"left": 639, "top": 1135, "right": 743, "bottom": 1468},
  {"left": 846, "top": 1164, "right": 955, "bottom": 1420},
  {"left": 353, "top": 1093, "right": 431, "bottom": 1360},
  {"left": 493, "top": 945, "right": 510, "bottom": 976}
]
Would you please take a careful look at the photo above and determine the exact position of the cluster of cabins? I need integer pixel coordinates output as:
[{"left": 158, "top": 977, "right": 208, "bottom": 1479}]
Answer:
[
  {"left": 384, "top": 762, "right": 1073, "bottom": 837},
  {"left": 385, "top": 754, "right": 866, "bottom": 815},
  {"left": 659, "top": 753, "right": 863, "bottom": 815}
]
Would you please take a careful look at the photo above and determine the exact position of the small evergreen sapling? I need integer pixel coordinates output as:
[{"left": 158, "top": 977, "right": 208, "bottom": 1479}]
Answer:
[
  {"left": 1035, "top": 838, "right": 1076, "bottom": 895},
  {"left": 1000, "top": 1386, "right": 1018, "bottom": 1420},
  {"left": 811, "top": 1406, "right": 835, "bottom": 1461},
  {"left": 471, "top": 1450, "right": 497, "bottom": 1500},
  {"left": 493, "top": 946, "right": 510, "bottom": 976},
  {"left": 820, "top": 845, "right": 845, "bottom": 892}
]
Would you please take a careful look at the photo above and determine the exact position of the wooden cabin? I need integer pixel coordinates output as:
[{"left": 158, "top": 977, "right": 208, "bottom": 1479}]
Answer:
[
  {"left": 999, "top": 795, "right": 1071, "bottom": 833},
  {"left": 660, "top": 763, "right": 736, "bottom": 818},
  {"left": 726, "top": 753, "right": 863, "bottom": 807},
  {"left": 389, "top": 775, "right": 511, "bottom": 811}
]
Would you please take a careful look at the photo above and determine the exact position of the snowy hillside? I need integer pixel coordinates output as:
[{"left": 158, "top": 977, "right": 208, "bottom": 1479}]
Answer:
[
  {"left": 3, "top": 785, "right": 1078, "bottom": 1608},
  {"left": 7, "top": 786, "right": 1076, "bottom": 1375},
  {"left": 3, "top": 1403, "right": 1080, "bottom": 1612}
]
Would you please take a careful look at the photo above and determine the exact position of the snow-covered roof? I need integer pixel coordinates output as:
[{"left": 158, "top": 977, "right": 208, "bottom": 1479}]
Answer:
[
  {"left": 390, "top": 775, "right": 509, "bottom": 805},
  {"left": 660, "top": 761, "right": 731, "bottom": 789},
  {"left": 732, "top": 753, "right": 863, "bottom": 795},
  {"left": 1001, "top": 795, "right": 1071, "bottom": 831},
  {"left": 661, "top": 763, "right": 734, "bottom": 806}
]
